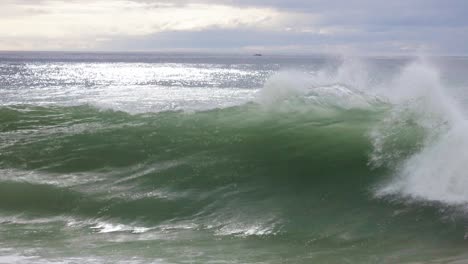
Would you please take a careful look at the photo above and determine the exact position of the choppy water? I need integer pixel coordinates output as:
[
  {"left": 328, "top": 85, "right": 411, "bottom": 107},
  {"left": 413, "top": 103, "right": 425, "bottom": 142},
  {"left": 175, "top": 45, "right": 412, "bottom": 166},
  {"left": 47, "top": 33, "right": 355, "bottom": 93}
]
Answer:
[{"left": 1, "top": 52, "right": 468, "bottom": 263}]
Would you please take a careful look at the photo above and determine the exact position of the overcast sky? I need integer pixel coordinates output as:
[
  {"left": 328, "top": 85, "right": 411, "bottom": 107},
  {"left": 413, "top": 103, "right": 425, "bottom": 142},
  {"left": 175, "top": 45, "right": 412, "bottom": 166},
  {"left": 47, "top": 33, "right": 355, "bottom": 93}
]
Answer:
[{"left": 1, "top": 0, "right": 467, "bottom": 54}]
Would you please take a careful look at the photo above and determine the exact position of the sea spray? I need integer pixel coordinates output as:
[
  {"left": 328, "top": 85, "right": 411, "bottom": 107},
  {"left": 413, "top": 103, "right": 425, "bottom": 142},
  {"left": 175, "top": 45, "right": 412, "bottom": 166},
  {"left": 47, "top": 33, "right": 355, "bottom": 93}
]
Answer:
[
  {"left": 371, "top": 60, "right": 468, "bottom": 205},
  {"left": 255, "top": 57, "right": 468, "bottom": 206},
  {"left": 256, "top": 58, "right": 381, "bottom": 110}
]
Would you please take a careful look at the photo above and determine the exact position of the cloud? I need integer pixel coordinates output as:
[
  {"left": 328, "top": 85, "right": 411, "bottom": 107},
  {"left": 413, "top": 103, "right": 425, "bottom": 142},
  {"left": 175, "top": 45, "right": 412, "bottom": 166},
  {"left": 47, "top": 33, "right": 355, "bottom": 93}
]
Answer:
[
  {"left": 0, "top": 1, "right": 287, "bottom": 36},
  {"left": 0, "top": 0, "right": 467, "bottom": 54}
]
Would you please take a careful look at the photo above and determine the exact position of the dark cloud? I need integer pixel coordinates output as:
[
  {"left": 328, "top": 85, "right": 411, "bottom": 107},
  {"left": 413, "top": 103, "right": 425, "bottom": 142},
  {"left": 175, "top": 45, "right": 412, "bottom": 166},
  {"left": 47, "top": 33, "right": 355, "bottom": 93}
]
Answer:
[{"left": 104, "top": 24, "right": 468, "bottom": 54}]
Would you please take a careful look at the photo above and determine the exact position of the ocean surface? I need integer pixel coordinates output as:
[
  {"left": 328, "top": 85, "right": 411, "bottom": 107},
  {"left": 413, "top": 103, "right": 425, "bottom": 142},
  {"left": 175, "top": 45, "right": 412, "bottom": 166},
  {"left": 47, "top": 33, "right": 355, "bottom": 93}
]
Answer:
[{"left": 1, "top": 52, "right": 468, "bottom": 263}]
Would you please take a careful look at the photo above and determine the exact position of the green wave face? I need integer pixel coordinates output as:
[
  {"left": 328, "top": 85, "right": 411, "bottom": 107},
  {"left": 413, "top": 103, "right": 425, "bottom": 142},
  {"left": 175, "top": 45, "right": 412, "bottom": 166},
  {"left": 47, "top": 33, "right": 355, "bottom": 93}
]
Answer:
[{"left": 1, "top": 102, "right": 466, "bottom": 263}]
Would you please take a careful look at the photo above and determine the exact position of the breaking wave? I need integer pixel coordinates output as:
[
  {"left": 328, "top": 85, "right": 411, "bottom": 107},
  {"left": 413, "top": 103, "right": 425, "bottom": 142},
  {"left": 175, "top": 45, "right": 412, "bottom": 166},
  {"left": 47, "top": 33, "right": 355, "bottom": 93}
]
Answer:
[{"left": 1, "top": 58, "right": 467, "bottom": 249}]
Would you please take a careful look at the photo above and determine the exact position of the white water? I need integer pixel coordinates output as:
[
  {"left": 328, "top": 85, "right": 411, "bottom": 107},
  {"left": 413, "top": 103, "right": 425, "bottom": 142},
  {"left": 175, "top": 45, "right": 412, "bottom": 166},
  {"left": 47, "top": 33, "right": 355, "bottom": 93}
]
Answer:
[
  {"left": 256, "top": 58, "right": 380, "bottom": 109},
  {"left": 374, "top": 61, "right": 468, "bottom": 205},
  {"left": 258, "top": 57, "right": 468, "bottom": 206}
]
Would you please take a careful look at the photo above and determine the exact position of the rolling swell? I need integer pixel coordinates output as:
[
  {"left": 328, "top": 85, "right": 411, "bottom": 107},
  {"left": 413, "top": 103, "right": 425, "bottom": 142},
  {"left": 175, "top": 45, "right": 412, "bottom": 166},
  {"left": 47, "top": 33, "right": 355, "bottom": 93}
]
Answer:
[
  {"left": 4, "top": 98, "right": 457, "bottom": 254},
  {"left": 0, "top": 103, "right": 393, "bottom": 228}
]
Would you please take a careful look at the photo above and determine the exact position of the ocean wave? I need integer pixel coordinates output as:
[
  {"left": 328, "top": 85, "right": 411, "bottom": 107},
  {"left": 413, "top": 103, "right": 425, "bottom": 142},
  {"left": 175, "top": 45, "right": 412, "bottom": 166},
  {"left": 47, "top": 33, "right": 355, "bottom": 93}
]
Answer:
[{"left": 1, "top": 59, "right": 467, "bottom": 247}]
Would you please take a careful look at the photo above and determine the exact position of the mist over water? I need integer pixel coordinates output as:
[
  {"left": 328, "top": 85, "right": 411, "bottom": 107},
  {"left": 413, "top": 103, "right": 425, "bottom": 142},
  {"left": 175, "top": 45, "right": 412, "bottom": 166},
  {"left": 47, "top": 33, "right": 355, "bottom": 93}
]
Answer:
[{"left": 1, "top": 52, "right": 468, "bottom": 263}]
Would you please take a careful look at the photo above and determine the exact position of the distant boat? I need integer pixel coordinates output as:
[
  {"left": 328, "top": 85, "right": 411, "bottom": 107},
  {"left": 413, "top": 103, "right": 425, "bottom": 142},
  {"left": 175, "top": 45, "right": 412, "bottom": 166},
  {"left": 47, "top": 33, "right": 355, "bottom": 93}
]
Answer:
[{"left": 253, "top": 53, "right": 262, "bottom": 56}]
